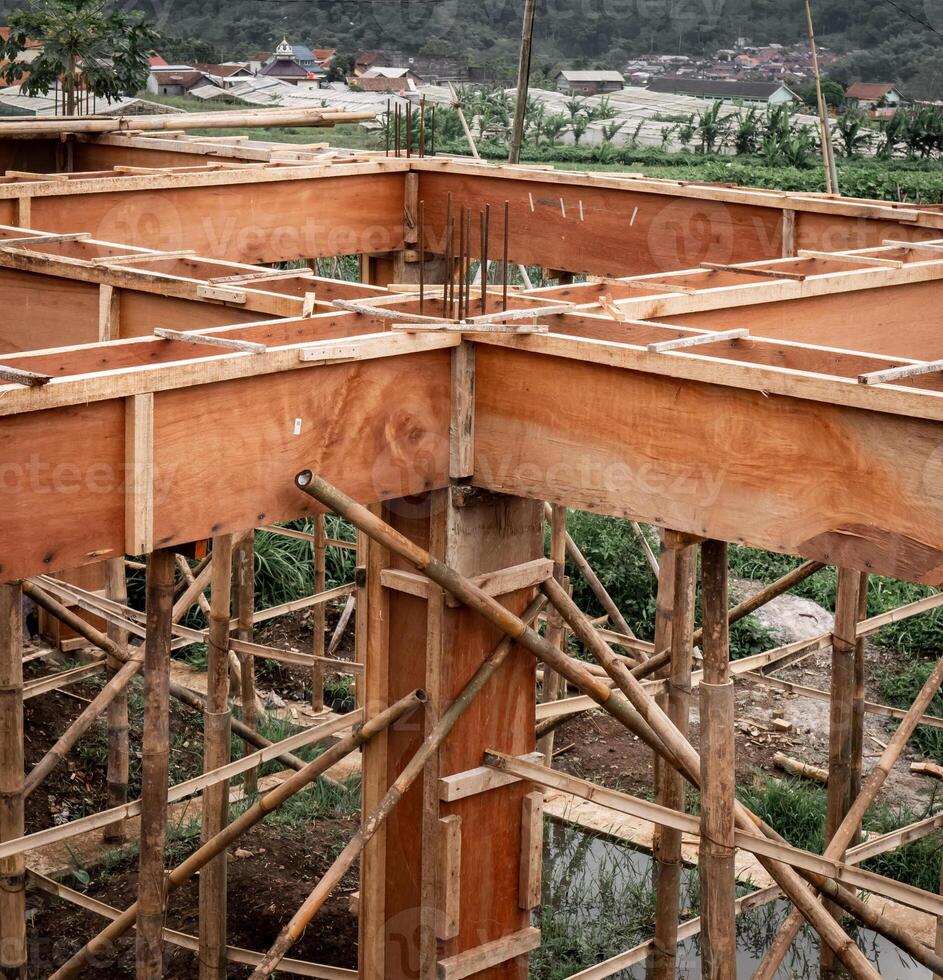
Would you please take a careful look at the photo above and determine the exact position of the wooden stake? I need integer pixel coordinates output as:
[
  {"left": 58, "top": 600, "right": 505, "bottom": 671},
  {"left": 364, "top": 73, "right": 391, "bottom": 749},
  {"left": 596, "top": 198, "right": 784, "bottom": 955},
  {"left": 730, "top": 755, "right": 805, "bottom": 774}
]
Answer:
[
  {"left": 311, "top": 515, "right": 327, "bottom": 712},
  {"left": 699, "top": 540, "right": 736, "bottom": 980},
  {"left": 104, "top": 557, "right": 130, "bottom": 844},
  {"left": 234, "top": 532, "right": 258, "bottom": 794},
  {"left": 0, "top": 583, "right": 26, "bottom": 979},
  {"left": 651, "top": 532, "right": 696, "bottom": 979},
  {"left": 136, "top": 548, "right": 175, "bottom": 979},
  {"left": 199, "top": 534, "right": 233, "bottom": 980}
]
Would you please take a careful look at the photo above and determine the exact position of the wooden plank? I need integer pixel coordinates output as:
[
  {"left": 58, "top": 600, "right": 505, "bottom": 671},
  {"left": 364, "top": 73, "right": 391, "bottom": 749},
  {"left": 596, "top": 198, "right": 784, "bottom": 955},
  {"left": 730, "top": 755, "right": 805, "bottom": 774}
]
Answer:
[
  {"left": 449, "top": 342, "right": 475, "bottom": 480},
  {"left": 98, "top": 283, "right": 120, "bottom": 342},
  {"left": 647, "top": 328, "right": 748, "bottom": 353},
  {"left": 797, "top": 249, "right": 904, "bottom": 268},
  {"left": 859, "top": 359, "right": 943, "bottom": 386},
  {"left": 519, "top": 791, "right": 543, "bottom": 910},
  {"left": 154, "top": 327, "right": 266, "bottom": 354},
  {"left": 438, "top": 752, "right": 545, "bottom": 802},
  {"left": 125, "top": 392, "right": 154, "bottom": 555},
  {"left": 436, "top": 927, "right": 541, "bottom": 980},
  {"left": 436, "top": 815, "right": 462, "bottom": 941}
]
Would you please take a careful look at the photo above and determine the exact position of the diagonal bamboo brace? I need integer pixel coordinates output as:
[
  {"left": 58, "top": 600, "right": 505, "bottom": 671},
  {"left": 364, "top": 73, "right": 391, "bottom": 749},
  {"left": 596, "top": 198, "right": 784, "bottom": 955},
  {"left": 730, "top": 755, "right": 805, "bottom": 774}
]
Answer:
[
  {"left": 48, "top": 689, "right": 426, "bottom": 980},
  {"left": 293, "top": 472, "right": 880, "bottom": 980}
]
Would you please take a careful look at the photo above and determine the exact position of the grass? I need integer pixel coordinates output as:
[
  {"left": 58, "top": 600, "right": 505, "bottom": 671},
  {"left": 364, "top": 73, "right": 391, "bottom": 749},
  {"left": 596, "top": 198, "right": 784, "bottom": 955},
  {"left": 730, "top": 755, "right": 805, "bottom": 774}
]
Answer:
[
  {"left": 739, "top": 771, "right": 943, "bottom": 894},
  {"left": 876, "top": 660, "right": 943, "bottom": 761},
  {"left": 729, "top": 545, "right": 943, "bottom": 654}
]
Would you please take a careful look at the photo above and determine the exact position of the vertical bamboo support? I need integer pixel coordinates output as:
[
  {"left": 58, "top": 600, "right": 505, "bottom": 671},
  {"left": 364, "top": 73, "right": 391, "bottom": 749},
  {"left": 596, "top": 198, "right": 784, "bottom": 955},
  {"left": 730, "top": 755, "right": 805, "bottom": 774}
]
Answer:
[
  {"left": 199, "top": 535, "right": 234, "bottom": 980},
  {"left": 538, "top": 503, "right": 566, "bottom": 764},
  {"left": 234, "top": 532, "right": 257, "bottom": 795},
  {"left": 136, "top": 548, "right": 174, "bottom": 980},
  {"left": 104, "top": 558, "right": 130, "bottom": 845},
  {"left": 821, "top": 566, "right": 862, "bottom": 980},
  {"left": 311, "top": 514, "right": 327, "bottom": 712},
  {"left": 0, "top": 583, "right": 26, "bottom": 980},
  {"left": 353, "top": 528, "right": 367, "bottom": 709},
  {"left": 699, "top": 539, "right": 736, "bottom": 980},
  {"left": 850, "top": 572, "right": 869, "bottom": 808},
  {"left": 650, "top": 531, "right": 697, "bottom": 980}
]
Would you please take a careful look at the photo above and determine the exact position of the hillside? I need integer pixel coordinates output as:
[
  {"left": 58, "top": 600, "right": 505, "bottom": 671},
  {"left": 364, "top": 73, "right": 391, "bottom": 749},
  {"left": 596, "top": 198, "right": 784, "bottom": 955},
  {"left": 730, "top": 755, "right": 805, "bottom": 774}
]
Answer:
[{"left": 0, "top": 0, "right": 941, "bottom": 97}]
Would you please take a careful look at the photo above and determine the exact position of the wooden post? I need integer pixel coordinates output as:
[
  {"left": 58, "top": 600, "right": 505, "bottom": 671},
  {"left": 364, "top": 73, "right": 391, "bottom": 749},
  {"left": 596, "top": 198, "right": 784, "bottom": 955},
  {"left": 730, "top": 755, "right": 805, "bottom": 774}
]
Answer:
[
  {"left": 199, "top": 534, "right": 233, "bottom": 980},
  {"left": 136, "top": 548, "right": 174, "bottom": 980},
  {"left": 354, "top": 528, "right": 368, "bottom": 709},
  {"left": 234, "top": 531, "right": 257, "bottom": 795},
  {"left": 650, "top": 531, "right": 697, "bottom": 980},
  {"left": 821, "top": 566, "right": 862, "bottom": 980},
  {"left": 104, "top": 558, "right": 130, "bottom": 845},
  {"left": 850, "top": 572, "right": 869, "bottom": 809},
  {"left": 0, "top": 583, "right": 26, "bottom": 980},
  {"left": 538, "top": 503, "right": 566, "bottom": 764},
  {"left": 311, "top": 514, "right": 327, "bottom": 711},
  {"left": 699, "top": 539, "right": 736, "bottom": 980},
  {"left": 359, "top": 490, "right": 543, "bottom": 980}
]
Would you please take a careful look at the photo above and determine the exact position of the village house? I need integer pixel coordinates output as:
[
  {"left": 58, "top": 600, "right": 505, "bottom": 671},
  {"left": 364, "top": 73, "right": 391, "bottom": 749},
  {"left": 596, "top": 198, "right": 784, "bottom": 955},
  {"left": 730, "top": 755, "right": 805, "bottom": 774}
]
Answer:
[
  {"left": 352, "top": 66, "right": 422, "bottom": 92},
  {"left": 146, "top": 67, "right": 206, "bottom": 97},
  {"left": 647, "top": 76, "right": 799, "bottom": 105},
  {"left": 844, "top": 82, "right": 906, "bottom": 110},
  {"left": 259, "top": 38, "right": 327, "bottom": 87},
  {"left": 555, "top": 70, "right": 625, "bottom": 96}
]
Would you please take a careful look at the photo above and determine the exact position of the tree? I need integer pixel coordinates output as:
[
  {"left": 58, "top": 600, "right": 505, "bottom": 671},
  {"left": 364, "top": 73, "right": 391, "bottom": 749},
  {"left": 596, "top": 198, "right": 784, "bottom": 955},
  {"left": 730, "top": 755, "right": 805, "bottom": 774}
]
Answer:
[
  {"left": 833, "top": 108, "right": 871, "bottom": 157},
  {"left": 0, "top": 0, "right": 157, "bottom": 115},
  {"left": 570, "top": 111, "right": 590, "bottom": 144}
]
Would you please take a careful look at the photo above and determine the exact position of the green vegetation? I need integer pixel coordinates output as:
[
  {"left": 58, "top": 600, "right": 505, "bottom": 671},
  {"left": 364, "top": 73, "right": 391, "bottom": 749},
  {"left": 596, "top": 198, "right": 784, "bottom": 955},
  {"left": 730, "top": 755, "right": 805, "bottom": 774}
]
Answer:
[
  {"left": 877, "top": 660, "right": 943, "bottom": 761},
  {"left": 739, "top": 772, "right": 943, "bottom": 895},
  {"left": 0, "top": 0, "right": 157, "bottom": 113}
]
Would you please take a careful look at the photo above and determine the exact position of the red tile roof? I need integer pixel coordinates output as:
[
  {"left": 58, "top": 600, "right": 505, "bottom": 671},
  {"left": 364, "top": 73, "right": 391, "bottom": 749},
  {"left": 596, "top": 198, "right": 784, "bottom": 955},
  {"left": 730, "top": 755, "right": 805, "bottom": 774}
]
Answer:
[{"left": 846, "top": 82, "right": 900, "bottom": 100}]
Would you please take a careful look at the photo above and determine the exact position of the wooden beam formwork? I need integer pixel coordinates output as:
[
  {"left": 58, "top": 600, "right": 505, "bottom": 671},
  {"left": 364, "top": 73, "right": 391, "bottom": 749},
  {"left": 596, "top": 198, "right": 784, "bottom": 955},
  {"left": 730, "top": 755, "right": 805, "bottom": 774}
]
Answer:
[
  {"left": 470, "top": 342, "right": 943, "bottom": 585},
  {"left": 360, "top": 489, "right": 543, "bottom": 980},
  {"left": 0, "top": 167, "right": 407, "bottom": 265}
]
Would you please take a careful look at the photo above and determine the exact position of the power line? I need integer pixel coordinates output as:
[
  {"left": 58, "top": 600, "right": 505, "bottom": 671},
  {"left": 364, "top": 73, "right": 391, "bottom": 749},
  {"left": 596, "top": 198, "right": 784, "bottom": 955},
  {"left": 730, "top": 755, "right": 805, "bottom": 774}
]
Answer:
[{"left": 874, "top": 0, "right": 943, "bottom": 40}]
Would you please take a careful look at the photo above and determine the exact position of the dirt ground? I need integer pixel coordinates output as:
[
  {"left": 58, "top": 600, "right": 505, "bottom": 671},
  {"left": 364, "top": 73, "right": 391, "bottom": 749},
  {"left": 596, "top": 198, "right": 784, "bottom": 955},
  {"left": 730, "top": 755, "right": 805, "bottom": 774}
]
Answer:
[{"left": 553, "top": 580, "right": 938, "bottom": 813}]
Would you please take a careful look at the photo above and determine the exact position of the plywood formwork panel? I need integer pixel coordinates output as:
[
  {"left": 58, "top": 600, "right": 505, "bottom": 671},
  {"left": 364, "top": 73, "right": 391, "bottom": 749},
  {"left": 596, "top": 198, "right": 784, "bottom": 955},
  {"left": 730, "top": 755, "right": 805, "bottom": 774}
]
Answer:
[
  {"left": 150, "top": 349, "right": 451, "bottom": 548},
  {"left": 0, "top": 267, "right": 99, "bottom": 353},
  {"left": 0, "top": 399, "right": 125, "bottom": 579},
  {"left": 650, "top": 278, "right": 943, "bottom": 361},
  {"left": 20, "top": 172, "right": 406, "bottom": 264},
  {"left": 471, "top": 344, "right": 943, "bottom": 584},
  {"left": 416, "top": 170, "right": 786, "bottom": 277},
  {"left": 795, "top": 210, "right": 941, "bottom": 253}
]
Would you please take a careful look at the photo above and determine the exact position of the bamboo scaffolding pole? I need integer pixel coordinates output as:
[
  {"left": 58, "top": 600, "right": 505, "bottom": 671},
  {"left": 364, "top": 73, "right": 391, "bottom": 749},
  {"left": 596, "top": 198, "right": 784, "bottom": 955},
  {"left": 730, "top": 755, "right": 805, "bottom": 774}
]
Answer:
[
  {"left": 137, "top": 547, "right": 174, "bottom": 979},
  {"left": 49, "top": 690, "right": 425, "bottom": 980},
  {"left": 851, "top": 572, "right": 869, "bottom": 807},
  {"left": 247, "top": 594, "right": 547, "bottom": 979},
  {"left": 538, "top": 504, "right": 567, "bottom": 764},
  {"left": 311, "top": 515, "right": 327, "bottom": 712},
  {"left": 104, "top": 557, "right": 130, "bottom": 844},
  {"left": 0, "top": 582, "right": 26, "bottom": 980},
  {"left": 651, "top": 532, "right": 696, "bottom": 979},
  {"left": 699, "top": 540, "right": 736, "bottom": 979},
  {"left": 173, "top": 556, "right": 214, "bottom": 623},
  {"left": 822, "top": 567, "right": 863, "bottom": 980},
  {"left": 234, "top": 532, "right": 258, "bottom": 794},
  {"left": 0, "top": 107, "right": 375, "bottom": 138},
  {"left": 542, "top": 502, "right": 636, "bottom": 640},
  {"left": 295, "top": 473, "right": 879, "bottom": 979},
  {"left": 20, "top": 581, "right": 311, "bottom": 775},
  {"left": 200, "top": 534, "right": 233, "bottom": 980},
  {"left": 754, "top": 647, "right": 943, "bottom": 979}
]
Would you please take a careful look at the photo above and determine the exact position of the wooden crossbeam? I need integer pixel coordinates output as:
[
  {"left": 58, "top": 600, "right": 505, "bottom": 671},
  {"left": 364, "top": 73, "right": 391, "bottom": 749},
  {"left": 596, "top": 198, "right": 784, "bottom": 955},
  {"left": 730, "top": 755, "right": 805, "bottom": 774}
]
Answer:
[
  {"left": 0, "top": 364, "right": 52, "bottom": 387},
  {"left": 858, "top": 359, "right": 943, "bottom": 386},
  {"left": 208, "top": 268, "right": 315, "bottom": 285},
  {"left": 883, "top": 239, "right": 943, "bottom": 252},
  {"left": 0, "top": 232, "right": 90, "bottom": 246},
  {"left": 91, "top": 249, "right": 196, "bottom": 266},
  {"left": 647, "top": 328, "right": 749, "bottom": 353},
  {"left": 700, "top": 262, "right": 806, "bottom": 281},
  {"left": 392, "top": 322, "right": 548, "bottom": 335},
  {"left": 469, "top": 304, "right": 572, "bottom": 323},
  {"left": 153, "top": 327, "right": 266, "bottom": 354},
  {"left": 796, "top": 249, "right": 905, "bottom": 269}
]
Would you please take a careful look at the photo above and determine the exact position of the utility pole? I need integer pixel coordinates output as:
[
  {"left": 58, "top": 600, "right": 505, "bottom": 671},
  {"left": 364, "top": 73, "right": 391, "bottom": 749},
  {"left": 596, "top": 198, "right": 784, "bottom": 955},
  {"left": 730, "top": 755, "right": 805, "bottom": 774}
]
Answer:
[{"left": 509, "top": 0, "right": 537, "bottom": 164}]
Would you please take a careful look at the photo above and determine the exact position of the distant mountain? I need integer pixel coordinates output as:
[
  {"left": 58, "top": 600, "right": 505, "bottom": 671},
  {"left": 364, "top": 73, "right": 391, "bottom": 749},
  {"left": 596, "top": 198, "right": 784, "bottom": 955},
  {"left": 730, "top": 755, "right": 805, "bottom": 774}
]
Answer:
[{"left": 1, "top": 0, "right": 940, "bottom": 98}]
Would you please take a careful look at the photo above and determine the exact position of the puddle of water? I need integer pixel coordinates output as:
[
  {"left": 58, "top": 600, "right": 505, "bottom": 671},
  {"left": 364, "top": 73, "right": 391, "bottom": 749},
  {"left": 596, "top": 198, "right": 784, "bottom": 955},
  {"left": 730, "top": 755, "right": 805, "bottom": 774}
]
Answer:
[{"left": 533, "top": 820, "right": 927, "bottom": 979}]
